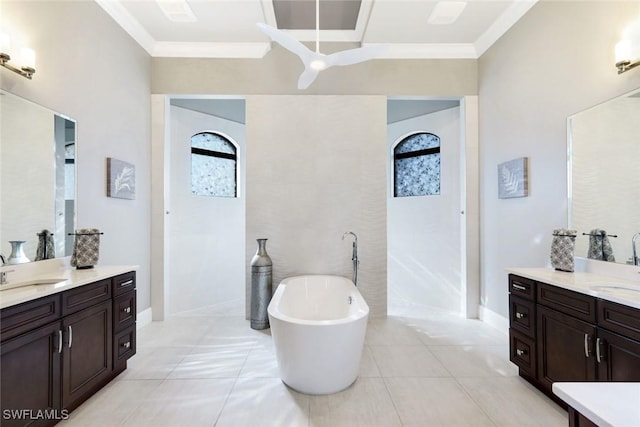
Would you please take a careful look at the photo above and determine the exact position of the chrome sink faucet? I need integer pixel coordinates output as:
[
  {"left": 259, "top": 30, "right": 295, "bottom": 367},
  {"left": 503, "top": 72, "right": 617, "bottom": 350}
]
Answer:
[
  {"left": 342, "top": 231, "right": 359, "bottom": 286},
  {"left": 632, "top": 232, "right": 640, "bottom": 266}
]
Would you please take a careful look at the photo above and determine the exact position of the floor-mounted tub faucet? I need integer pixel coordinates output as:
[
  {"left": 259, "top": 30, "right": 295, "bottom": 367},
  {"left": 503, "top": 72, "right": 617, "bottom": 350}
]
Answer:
[{"left": 342, "top": 231, "right": 359, "bottom": 286}]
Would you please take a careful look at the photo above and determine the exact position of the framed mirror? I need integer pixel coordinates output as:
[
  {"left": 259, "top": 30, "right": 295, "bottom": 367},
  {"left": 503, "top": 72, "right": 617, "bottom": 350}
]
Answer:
[
  {"left": 568, "top": 88, "right": 640, "bottom": 265},
  {"left": 0, "top": 90, "right": 76, "bottom": 263}
]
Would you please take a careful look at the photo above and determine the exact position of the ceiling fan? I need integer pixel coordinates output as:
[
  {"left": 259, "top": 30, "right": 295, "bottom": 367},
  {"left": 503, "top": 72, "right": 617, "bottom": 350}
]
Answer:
[{"left": 257, "top": 0, "right": 387, "bottom": 89}]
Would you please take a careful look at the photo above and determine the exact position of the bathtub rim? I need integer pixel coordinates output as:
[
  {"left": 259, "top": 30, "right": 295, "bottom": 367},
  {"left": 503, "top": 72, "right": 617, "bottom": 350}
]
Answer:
[{"left": 268, "top": 274, "right": 369, "bottom": 326}]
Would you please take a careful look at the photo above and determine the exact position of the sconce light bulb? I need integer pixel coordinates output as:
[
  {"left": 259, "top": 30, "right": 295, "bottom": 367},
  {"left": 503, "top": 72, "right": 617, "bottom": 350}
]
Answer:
[
  {"left": 615, "top": 39, "right": 631, "bottom": 63},
  {"left": 20, "top": 47, "right": 35, "bottom": 70},
  {"left": 0, "top": 33, "right": 10, "bottom": 56}
]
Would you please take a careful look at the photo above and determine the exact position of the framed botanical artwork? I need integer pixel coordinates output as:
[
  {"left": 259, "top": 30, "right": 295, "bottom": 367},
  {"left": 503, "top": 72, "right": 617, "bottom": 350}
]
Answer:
[
  {"left": 107, "top": 157, "right": 135, "bottom": 199},
  {"left": 498, "top": 157, "right": 528, "bottom": 199}
]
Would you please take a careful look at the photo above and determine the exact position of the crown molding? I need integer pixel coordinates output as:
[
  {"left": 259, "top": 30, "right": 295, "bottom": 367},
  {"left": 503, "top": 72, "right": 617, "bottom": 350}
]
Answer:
[
  {"left": 474, "top": 0, "right": 538, "bottom": 57},
  {"left": 367, "top": 43, "right": 478, "bottom": 59},
  {"left": 95, "top": 0, "right": 156, "bottom": 55},
  {"left": 152, "top": 42, "right": 272, "bottom": 58},
  {"left": 96, "top": 0, "right": 536, "bottom": 60}
]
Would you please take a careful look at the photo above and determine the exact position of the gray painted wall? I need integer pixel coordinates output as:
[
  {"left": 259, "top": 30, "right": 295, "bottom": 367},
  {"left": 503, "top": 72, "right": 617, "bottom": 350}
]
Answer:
[
  {"left": 152, "top": 55, "right": 477, "bottom": 96},
  {"left": 1, "top": 1, "right": 152, "bottom": 312},
  {"left": 478, "top": 1, "right": 640, "bottom": 318},
  {"left": 246, "top": 95, "right": 388, "bottom": 317}
]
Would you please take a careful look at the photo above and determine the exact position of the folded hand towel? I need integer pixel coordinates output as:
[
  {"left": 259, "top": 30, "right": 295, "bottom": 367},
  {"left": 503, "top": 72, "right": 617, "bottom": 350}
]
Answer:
[
  {"left": 587, "top": 229, "right": 616, "bottom": 262},
  {"left": 550, "top": 228, "right": 577, "bottom": 272},
  {"left": 70, "top": 228, "right": 101, "bottom": 269},
  {"left": 35, "top": 229, "right": 55, "bottom": 261}
]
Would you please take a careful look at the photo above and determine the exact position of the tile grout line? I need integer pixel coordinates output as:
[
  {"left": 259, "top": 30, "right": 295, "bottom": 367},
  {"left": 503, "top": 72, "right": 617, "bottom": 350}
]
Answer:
[{"left": 212, "top": 326, "right": 266, "bottom": 427}]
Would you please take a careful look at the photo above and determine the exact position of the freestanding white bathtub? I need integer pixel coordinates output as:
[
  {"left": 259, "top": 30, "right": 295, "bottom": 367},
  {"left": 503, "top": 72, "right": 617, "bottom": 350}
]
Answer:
[{"left": 267, "top": 275, "right": 369, "bottom": 395}]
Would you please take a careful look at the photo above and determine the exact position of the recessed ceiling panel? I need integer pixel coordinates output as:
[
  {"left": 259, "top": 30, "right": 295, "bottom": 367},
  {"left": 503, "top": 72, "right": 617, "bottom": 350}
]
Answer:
[
  {"left": 120, "top": 0, "right": 266, "bottom": 42},
  {"left": 97, "top": 0, "right": 536, "bottom": 59},
  {"left": 364, "top": 0, "right": 513, "bottom": 44},
  {"left": 273, "top": 0, "right": 361, "bottom": 30}
]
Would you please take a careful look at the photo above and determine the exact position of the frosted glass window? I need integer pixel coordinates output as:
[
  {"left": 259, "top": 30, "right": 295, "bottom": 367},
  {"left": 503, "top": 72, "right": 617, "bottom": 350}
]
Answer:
[
  {"left": 191, "top": 132, "right": 237, "bottom": 197},
  {"left": 394, "top": 132, "right": 440, "bottom": 197}
]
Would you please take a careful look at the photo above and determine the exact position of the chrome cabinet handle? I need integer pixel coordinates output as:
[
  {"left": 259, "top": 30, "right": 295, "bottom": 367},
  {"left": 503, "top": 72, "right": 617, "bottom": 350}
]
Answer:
[
  {"left": 516, "top": 348, "right": 526, "bottom": 356},
  {"left": 123, "top": 307, "right": 131, "bottom": 314},
  {"left": 512, "top": 284, "right": 526, "bottom": 291},
  {"left": 596, "top": 337, "right": 604, "bottom": 363},
  {"left": 584, "top": 334, "right": 590, "bottom": 358},
  {"left": 515, "top": 312, "right": 526, "bottom": 319},
  {"left": 68, "top": 325, "right": 73, "bottom": 348},
  {"left": 58, "top": 330, "right": 63, "bottom": 354},
  {"left": 119, "top": 279, "right": 134, "bottom": 288},
  {"left": 122, "top": 341, "right": 131, "bottom": 349}
]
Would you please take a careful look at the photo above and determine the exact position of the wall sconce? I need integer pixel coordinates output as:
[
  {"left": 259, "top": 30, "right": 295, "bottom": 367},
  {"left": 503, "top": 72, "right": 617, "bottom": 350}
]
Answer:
[
  {"left": 0, "top": 34, "right": 36, "bottom": 79},
  {"left": 615, "top": 39, "right": 639, "bottom": 74}
]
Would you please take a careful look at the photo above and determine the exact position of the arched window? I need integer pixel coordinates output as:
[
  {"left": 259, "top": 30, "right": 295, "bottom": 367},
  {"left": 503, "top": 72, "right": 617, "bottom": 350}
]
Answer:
[
  {"left": 191, "top": 132, "right": 237, "bottom": 197},
  {"left": 394, "top": 132, "right": 441, "bottom": 197}
]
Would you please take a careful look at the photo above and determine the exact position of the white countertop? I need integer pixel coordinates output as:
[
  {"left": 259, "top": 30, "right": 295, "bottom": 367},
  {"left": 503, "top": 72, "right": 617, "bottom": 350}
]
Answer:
[
  {"left": 0, "top": 265, "right": 138, "bottom": 309},
  {"left": 553, "top": 382, "right": 640, "bottom": 427},
  {"left": 506, "top": 267, "right": 640, "bottom": 309}
]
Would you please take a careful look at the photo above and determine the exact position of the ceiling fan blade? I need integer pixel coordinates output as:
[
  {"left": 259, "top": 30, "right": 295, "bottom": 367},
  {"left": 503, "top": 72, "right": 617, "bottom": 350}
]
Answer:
[
  {"left": 257, "top": 23, "right": 313, "bottom": 63},
  {"left": 326, "top": 45, "right": 388, "bottom": 67},
  {"left": 297, "top": 68, "right": 320, "bottom": 90}
]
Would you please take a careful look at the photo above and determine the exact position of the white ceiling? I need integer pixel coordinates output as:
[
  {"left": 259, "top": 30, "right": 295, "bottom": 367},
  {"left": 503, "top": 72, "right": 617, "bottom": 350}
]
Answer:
[{"left": 96, "top": 0, "right": 538, "bottom": 59}]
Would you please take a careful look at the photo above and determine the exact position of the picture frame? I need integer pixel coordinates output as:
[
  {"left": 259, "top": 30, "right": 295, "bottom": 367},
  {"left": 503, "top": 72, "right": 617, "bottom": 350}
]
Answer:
[
  {"left": 107, "top": 157, "right": 135, "bottom": 199},
  {"left": 498, "top": 157, "right": 528, "bottom": 199}
]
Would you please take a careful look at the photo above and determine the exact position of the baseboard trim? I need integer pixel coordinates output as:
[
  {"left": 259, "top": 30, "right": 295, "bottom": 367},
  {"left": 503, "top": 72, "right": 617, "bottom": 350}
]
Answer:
[
  {"left": 478, "top": 305, "right": 508, "bottom": 334},
  {"left": 137, "top": 307, "right": 152, "bottom": 329}
]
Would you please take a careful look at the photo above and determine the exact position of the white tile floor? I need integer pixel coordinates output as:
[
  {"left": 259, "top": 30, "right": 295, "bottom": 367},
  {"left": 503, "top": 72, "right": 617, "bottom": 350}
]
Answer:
[{"left": 59, "top": 311, "right": 567, "bottom": 427}]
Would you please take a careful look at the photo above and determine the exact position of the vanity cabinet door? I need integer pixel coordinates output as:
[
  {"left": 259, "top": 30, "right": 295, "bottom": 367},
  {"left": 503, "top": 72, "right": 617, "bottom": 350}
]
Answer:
[
  {"left": 61, "top": 300, "right": 112, "bottom": 411},
  {"left": 0, "top": 321, "right": 62, "bottom": 427},
  {"left": 537, "top": 306, "right": 597, "bottom": 391},
  {"left": 596, "top": 328, "right": 640, "bottom": 382}
]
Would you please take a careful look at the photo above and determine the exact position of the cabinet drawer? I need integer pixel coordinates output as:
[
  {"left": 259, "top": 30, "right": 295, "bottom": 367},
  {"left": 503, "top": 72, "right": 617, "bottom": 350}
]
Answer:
[
  {"left": 509, "top": 295, "right": 535, "bottom": 338},
  {"left": 509, "top": 329, "right": 536, "bottom": 376},
  {"left": 0, "top": 295, "right": 61, "bottom": 342},
  {"left": 62, "top": 279, "right": 112, "bottom": 316},
  {"left": 509, "top": 275, "right": 536, "bottom": 301},
  {"left": 537, "top": 283, "right": 596, "bottom": 323},
  {"left": 598, "top": 300, "right": 640, "bottom": 342},
  {"left": 113, "top": 291, "right": 136, "bottom": 332},
  {"left": 112, "top": 271, "right": 136, "bottom": 297},
  {"left": 113, "top": 324, "right": 136, "bottom": 366}
]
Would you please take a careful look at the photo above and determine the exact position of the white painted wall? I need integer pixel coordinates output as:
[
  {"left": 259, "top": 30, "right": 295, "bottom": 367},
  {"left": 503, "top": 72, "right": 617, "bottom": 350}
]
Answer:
[
  {"left": 168, "top": 105, "right": 246, "bottom": 315},
  {"left": 479, "top": 1, "right": 640, "bottom": 319},
  {"left": 387, "top": 106, "right": 462, "bottom": 315},
  {"left": 246, "top": 95, "right": 388, "bottom": 317},
  {"left": 1, "top": 1, "right": 151, "bottom": 313}
]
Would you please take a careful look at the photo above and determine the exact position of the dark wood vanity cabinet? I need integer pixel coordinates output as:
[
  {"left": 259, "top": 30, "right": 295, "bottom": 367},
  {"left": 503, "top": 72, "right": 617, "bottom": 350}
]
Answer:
[
  {"left": 537, "top": 305, "right": 597, "bottom": 389},
  {"left": 112, "top": 271, "right": 136, "bottom": 369},
  {"left": 508, "top": 274, "right": 640, "bottom": 402},
  {"left": 0, "top": 321, "right": 62, "bottom": 427},
  {"left": 0, "top": 271, "right": 136, "bottom": 426}
]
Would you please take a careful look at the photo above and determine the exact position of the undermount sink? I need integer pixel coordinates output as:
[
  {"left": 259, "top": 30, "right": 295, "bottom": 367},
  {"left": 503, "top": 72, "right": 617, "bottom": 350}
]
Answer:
[{"left": 0, "top": 278, "right": 68, "bottom": 291}]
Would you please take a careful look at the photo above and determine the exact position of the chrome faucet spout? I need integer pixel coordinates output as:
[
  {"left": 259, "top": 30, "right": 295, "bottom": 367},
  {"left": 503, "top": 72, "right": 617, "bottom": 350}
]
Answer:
[
  {"left": 342, "top": 232, "right": 359, "bottom": 286},
  {"left": 632, "top": 232, "right": 640, "bottom": 266}
]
